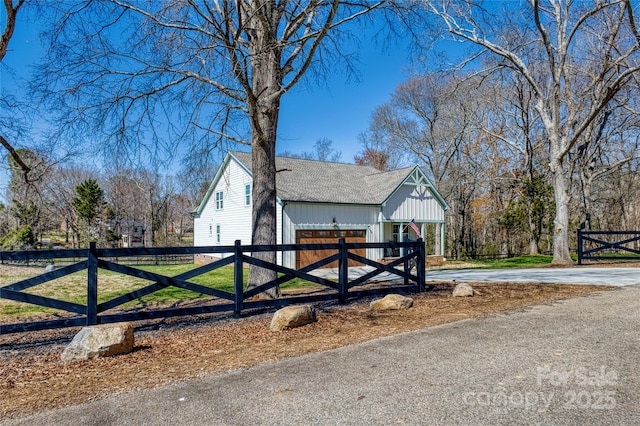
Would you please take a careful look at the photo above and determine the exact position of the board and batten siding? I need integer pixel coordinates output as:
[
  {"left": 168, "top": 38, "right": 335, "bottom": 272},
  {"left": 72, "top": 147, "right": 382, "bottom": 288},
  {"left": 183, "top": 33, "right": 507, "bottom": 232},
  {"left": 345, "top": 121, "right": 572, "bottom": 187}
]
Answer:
[
  {"left": 281, "top": 203, "right": 379, "bottom": 268},
  {"left": 193, "top": 157, "right": 253, "bottom": 254},
  {"left": 382, "top": 183, "right": 445, "bottom": 222}
]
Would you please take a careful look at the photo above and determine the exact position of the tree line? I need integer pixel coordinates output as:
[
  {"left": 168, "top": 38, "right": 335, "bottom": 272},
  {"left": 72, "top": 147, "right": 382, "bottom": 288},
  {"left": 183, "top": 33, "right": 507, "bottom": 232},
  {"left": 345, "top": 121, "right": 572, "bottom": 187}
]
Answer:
[
  {"left": 356, "top": 69, "right": 640, "bottom": 259},
  {"left": 1, "top": 150, "right": 214, "bottom": 249}
]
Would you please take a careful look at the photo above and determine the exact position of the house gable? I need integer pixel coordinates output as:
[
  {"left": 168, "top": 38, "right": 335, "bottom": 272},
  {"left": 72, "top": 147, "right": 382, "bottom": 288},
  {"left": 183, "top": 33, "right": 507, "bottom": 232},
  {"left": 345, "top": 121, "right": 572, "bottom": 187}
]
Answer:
[
  {"left": 381, "top": 167, "right": 449, "bottom": 222},
  {"left": 383, "top": 167, "right": 449, "bottom": 210},
  {"left": 192, "top": 153, "right": 255, "bottom": 248},
  {"left": 193, "top": 154, "right": 252, "bottom": 217}
]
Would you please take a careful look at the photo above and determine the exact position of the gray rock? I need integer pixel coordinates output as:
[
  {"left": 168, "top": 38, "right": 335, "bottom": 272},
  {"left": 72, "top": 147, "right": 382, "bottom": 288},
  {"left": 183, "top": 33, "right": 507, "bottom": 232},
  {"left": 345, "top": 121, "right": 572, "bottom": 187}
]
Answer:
[
  {"left": 370, "top": 294, "right": 414, "bottom": 311},
  {"left": 61, "top": 322, "right": 134, "bottom": 362},
  {"left": 270, "top": 305, "right": 316, "bottom": 331},
  {"left": 453, "top": 282, "right": 474, "bottom": 297},
  {"left": 44, "top": 264, "right": 56, "bottom": 273}
]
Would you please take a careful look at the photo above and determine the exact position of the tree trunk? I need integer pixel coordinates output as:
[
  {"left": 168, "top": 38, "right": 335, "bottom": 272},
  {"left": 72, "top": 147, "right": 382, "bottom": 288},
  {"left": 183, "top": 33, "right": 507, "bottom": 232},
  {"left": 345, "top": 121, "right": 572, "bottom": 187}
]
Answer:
[
  {"left": 579, "top": 169, "right": 594, "bottom": 230},
  {"left": 247, "top": 131, "right": 280, "bottom": 298},
  {"left": 246, "top": 18, "right": 282, "bottom": 298},
  {"left": 549, "top": 157, "right": 573, "bottom": 264},
  {"left": 528, "top": 234, "right": 539, "bottom": 256}
]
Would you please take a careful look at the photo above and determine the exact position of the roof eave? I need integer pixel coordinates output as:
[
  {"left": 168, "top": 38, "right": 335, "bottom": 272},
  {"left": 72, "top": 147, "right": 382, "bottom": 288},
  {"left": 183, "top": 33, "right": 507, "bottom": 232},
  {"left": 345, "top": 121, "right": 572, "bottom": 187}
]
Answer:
[{"left": 193, "top": 153, "right": 234, "bottom": 216}]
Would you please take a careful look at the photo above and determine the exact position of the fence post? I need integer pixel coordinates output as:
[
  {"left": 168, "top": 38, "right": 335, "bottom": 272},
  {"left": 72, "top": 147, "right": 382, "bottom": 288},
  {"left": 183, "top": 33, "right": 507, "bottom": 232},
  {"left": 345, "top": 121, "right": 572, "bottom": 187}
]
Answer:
[
  {"left": 339, "top": 238, "right": 348, "bottom": 304},
  {"left": 416, "top": 238, "right": 426, "bottom": 291},
  {"left": 403, "top": 242, "right": 411, "bottom": 286},
  {"left": 577, "top": 229, "right": 583, "bottom": 265},
  {"left": 87, "top": 242, "right": 98, "bottom": 325},
  {"left": 233, "top": 240, "right": 244, "bottom": 317}
]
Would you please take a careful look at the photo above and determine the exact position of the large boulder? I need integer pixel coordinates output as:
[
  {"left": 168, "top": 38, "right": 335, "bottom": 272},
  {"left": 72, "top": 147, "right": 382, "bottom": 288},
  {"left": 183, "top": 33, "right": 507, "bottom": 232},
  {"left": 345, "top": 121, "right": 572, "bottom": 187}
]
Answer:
[
  {"left": 370, "top": 294, "right": 414, "bottom": 311},
  {"left": 270, "top": 305, "right": 316, "bottom": 331},
  {"left": 61, "top": 322, "right": 134, "bottom": 362},
  {"left": 452, "top": 282, "right": 474, "bottom": 297}
]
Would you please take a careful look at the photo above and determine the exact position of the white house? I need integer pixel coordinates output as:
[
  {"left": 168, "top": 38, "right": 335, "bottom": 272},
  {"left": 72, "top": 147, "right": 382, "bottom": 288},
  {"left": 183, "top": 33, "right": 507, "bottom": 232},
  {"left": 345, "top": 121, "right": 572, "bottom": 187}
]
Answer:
[{"left": 193, "top": 151, "right": 449, "bottom": 268}]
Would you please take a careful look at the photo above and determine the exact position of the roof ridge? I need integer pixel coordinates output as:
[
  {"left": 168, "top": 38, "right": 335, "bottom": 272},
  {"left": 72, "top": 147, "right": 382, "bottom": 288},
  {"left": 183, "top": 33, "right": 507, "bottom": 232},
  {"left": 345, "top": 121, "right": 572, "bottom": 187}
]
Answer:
[{"left": 232, "top": 150, "right": 404, "bottom": 173}]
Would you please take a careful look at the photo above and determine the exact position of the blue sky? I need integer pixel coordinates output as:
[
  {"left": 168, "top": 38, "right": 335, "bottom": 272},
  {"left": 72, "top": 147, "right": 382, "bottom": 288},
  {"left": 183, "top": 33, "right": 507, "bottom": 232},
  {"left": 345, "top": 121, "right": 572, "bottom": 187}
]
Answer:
[
  {"left": 1, "top": 10, "right": 416, "bottom": 200},
  {"left": 277, "top": 41, "right": 413, "bottom": 161}
]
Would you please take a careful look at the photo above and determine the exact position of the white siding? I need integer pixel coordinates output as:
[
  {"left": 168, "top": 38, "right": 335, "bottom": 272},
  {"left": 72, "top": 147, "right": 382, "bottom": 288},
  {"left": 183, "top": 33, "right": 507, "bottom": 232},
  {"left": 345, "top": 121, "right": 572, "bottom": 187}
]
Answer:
[
  {"left": 281, "top": 203, "right": 379, "bottom": 268},
  {"left": 382, "top": 184, "right": 445, "bottom": 222},
  {"left": 193, "top": 157, "right": 253, "bottom": 256}
]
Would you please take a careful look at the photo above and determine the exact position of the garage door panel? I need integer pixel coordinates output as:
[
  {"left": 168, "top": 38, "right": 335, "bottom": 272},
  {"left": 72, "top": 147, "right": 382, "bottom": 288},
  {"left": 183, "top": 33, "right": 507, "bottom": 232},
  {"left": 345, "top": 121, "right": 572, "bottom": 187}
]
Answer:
[{"left": 296, "top": 230, "right": 366, "bottom": 269}]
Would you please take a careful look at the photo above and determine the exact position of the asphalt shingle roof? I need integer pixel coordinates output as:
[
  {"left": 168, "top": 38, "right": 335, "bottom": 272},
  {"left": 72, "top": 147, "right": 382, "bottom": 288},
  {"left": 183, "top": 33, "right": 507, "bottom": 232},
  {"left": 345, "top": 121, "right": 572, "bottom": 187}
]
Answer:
[{"left": 231, "top": 151, "right": 414, "bottom": 204}]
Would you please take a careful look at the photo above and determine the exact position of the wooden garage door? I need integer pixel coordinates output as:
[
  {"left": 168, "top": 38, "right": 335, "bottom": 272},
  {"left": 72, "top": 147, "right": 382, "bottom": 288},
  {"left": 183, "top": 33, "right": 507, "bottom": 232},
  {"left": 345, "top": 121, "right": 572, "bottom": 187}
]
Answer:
[{"left": 296, "top": 229, "right": 366, "bottom": 269}]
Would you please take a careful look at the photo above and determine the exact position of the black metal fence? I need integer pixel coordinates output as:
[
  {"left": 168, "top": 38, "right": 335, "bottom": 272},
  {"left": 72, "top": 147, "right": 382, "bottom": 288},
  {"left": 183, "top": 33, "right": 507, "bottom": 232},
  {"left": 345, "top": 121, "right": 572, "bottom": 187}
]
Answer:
[
  {"left": 0, "top": 239, "right": 426, "bottom": 334},
  {"left": 577, "top": 230, "right": 640, "bottom": 265}
]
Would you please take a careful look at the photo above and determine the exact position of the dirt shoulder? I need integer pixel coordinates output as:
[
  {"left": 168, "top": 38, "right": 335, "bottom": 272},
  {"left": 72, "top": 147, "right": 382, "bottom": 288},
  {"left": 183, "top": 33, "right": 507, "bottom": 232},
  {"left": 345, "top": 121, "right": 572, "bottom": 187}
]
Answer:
[{"left": 0, "top": 281, "right": 614, "bottom": 420}]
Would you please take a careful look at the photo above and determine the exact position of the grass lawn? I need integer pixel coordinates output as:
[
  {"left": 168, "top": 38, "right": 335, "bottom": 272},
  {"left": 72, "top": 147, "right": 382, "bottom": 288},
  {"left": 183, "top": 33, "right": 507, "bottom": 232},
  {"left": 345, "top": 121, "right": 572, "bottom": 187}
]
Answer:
[
  {"left": 467, "top": 255, "right": 554, "bottom": 269},
  {"left": 0, "top": 263, "right": 318, "bottom": 317}
]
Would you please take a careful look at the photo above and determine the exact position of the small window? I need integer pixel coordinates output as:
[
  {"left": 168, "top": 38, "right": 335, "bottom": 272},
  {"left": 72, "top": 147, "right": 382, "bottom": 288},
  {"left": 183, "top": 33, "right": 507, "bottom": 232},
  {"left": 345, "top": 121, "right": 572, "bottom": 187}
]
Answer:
[
  {"left": 244, "top": 184, "right": 251, "bottom": 206},
  {"left": 216, "top": 224, "right": 221, "bottom": 243},
  {"left": 215, "top": 191, "right": 224, "bottom": 210},
  {"left": 317, "top": 231, "right": 330, "bottom": 237},
  {"left": 209, "top": 224, "right": 213, "bottom": 237}
]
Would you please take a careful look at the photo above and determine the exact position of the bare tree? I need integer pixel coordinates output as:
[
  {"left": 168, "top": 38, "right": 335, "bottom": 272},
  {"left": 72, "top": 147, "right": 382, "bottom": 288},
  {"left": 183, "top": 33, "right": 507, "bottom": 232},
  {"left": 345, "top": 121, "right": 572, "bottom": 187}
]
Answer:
[
  {"left": 355, "top": 130, "right": 406, "bottom": 171},
  {"left": 135, "top": 170, "right": 175, "bottom": 248},
  {"left": 0, "top": 0, "right": 31, "bottom": 180},
  {"left": 279, "top": 137, "right": 342, "bottom": 161},
  {"left": 426, "top": 0, "right": 640, "bottom": 264},
  {"left": 365, "top": 71, "right": 489, "bottom": 258},
  {"left": 44, "top": 164, "right": 97, "bottom": 248},
  {"left": 37, "top": 0, "right": 390, "bottom": 295},
  {"left": 480, "top": 69, "right": 553, "bottom": 255},
  {"left": 571, "top": 88, "right": 640, "bottom": 230}
]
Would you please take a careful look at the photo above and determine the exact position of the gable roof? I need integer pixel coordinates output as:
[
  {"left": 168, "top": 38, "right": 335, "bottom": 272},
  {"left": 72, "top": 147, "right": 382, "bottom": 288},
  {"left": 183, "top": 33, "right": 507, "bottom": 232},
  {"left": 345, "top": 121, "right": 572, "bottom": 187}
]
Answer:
[
  {"left": 194, "top": 151, "right": 449, "bottom": 215},
  {"left": 231, "top": 150, "right": 419, "bottom": 204}
]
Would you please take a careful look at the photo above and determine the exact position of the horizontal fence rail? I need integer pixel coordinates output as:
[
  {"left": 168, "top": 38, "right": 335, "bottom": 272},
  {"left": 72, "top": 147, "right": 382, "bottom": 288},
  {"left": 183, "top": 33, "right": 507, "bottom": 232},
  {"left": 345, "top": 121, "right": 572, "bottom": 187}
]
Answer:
[
  {"left": 0, "top": 239, "right": 426, "bottom": 335},
  {"left": 577, "top": 230, "right": 640, "bottom": 265}
]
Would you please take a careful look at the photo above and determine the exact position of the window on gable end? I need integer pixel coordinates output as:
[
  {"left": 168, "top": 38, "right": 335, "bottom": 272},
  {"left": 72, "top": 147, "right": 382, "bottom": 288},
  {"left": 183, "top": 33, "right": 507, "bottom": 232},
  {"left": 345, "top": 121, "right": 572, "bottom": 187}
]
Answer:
[
  {"left": 245, "top": 184, "right": 251, "bottom": 206},
  {"left": 215, "top": 191, "right": 224, "bottom": 210}
]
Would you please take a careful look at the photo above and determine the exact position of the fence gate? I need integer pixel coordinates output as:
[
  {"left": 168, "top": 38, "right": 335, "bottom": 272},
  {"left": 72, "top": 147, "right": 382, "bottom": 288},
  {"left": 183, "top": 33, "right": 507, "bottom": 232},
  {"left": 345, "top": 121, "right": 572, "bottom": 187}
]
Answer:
[{"left": 577, "top": 230, "right": 640, "bottom": 264}]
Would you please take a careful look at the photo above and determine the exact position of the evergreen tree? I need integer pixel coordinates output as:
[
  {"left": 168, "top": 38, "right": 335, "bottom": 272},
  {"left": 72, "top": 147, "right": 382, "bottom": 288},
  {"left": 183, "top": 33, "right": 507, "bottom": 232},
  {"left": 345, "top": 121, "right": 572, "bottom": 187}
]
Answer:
[{"left": 72, "top": 179, "right": 105, "bottom": 244}]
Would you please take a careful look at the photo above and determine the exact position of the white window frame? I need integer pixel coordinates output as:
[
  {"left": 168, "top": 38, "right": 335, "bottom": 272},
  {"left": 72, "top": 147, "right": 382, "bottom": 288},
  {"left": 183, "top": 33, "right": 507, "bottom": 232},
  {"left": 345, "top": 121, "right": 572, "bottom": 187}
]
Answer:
[
  {"left": 215, "top": 191, "right": 224, "bottom": 210},
  {"left": 216, "top": 224, "right": 221, "bottom": 244},
  {"left": 244, "top": 184, "right": 251, "bottom": 206}
]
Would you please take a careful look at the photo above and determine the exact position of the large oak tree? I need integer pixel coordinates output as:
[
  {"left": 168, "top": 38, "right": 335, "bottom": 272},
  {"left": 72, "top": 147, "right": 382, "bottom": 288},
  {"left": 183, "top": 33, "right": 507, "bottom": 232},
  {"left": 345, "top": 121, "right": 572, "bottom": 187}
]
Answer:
[
  {"left": 425, "top": 0, "right": 640, "bottom": 263},
  {"left": 37, "top": 1, "right": 391, "bottom": 294}
]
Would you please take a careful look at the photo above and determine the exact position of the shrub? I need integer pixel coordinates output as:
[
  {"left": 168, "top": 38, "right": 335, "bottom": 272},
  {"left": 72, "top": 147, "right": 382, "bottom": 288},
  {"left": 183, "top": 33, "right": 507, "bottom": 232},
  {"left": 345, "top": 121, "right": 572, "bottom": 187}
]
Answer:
[{"left": 1, "top": 225, "right": 36, "bottom": 250}]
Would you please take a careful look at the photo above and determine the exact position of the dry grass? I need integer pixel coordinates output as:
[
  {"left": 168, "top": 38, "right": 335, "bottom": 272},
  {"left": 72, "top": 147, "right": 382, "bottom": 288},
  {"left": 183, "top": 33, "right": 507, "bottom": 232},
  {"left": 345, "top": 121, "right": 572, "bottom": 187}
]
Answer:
[{"left": 0, "top": 280, "right": 614, "bottom": 420}]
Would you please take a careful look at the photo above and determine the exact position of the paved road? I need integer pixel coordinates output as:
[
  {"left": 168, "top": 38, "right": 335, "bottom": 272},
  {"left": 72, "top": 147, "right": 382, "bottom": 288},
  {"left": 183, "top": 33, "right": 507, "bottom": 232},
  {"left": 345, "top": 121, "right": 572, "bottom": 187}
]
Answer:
[{"left": 4, "top": 283, "right": 639, "bottom": 425}]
